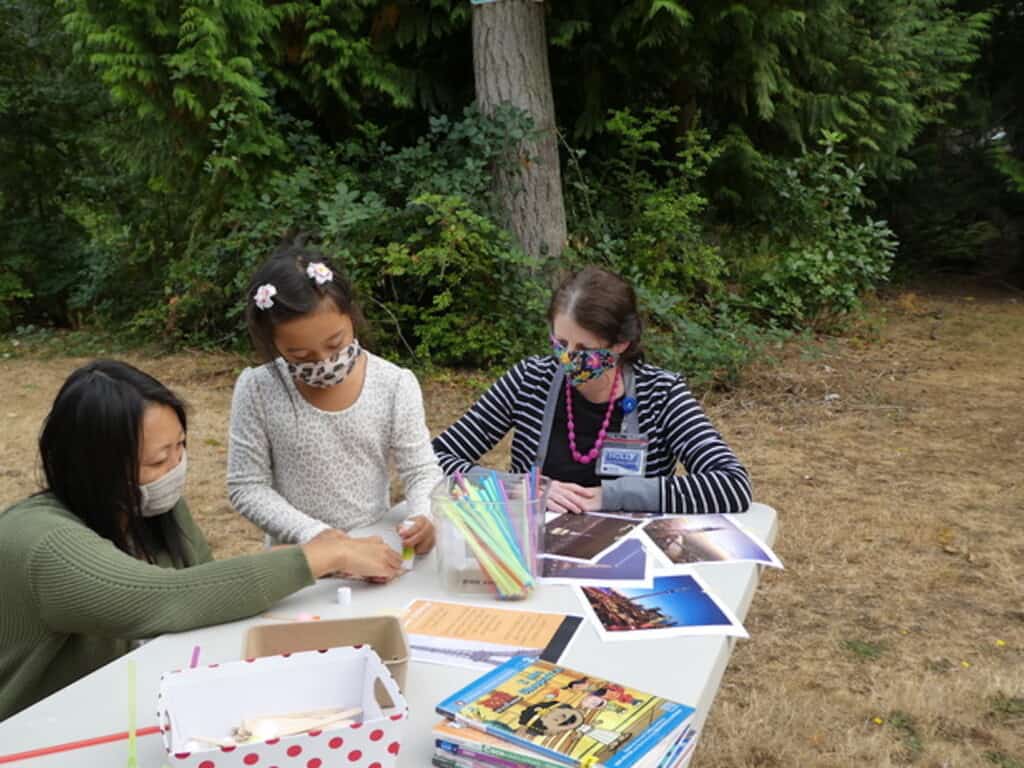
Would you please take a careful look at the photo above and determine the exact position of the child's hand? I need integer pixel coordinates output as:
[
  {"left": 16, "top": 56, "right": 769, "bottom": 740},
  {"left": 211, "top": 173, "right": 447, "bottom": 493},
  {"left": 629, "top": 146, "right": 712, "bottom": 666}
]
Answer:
[{"left": 398, "top": 515, "right": 435, "bottom": 554}]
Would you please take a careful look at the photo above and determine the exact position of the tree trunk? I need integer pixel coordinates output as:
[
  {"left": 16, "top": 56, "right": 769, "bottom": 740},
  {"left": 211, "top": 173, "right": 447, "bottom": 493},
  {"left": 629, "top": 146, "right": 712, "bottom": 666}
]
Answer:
[{"left": 472, "top": 0, "right": 567, "bottom": 260}]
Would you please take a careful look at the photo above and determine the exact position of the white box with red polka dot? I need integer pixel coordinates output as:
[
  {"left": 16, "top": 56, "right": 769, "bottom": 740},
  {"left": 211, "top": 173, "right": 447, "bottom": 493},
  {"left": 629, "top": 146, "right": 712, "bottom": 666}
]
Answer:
[{"left": 157, "top": 645, "right": 408, "bottom": 768}]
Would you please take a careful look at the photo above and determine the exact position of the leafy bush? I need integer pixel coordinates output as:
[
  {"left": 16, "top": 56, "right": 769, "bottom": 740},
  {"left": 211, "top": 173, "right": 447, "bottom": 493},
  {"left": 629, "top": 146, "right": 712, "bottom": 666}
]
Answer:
[
  {"left": 151, "top": 107, "right": 547, "bottom": 367},
  {"left": 565, "top": 108, "right": 781, "bottom": 389},
  {"left": 342, "top": 193, "right": 547, "bottom": 365},
  {"left": 0, "top": 0, "right": 115, "bottom": 329},
  {"left": 0, "top": 271, "right": 31, "bottom": 330},
  {"left": 638, "top": 286, "right": 789, "bottom": 391},
  {"left": 568, "top": 107, "right": 724, "bottom": 300},
  {"left": 729, "top": 131, "right": 897, "bottom": 327}
]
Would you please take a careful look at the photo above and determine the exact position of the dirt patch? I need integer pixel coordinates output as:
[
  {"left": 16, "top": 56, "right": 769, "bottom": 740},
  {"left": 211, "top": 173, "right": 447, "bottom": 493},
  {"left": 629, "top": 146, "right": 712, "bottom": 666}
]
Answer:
[{"left": 2, "top": 287, "right": 1022, "bottom": 766}]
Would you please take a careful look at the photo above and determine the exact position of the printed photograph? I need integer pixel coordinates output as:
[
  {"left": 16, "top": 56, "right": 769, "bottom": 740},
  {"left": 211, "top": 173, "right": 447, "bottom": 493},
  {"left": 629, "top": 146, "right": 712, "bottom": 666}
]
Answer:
[
  {"left": 575, "top": 574, "right": 748, "bottom": 641},
  {"left": 539, "top": 538, "right": 652, "bottom": 587},
  {"left": 641, "top": 514, "right": 782, "bottom": 569},
  {"left": 541, "top": 513, "right": 641, "bottom": 563}
]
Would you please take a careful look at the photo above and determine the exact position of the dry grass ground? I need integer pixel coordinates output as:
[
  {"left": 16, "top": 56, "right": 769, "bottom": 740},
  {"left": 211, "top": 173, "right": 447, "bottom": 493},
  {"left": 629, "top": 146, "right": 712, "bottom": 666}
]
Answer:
[{"left": 1, "top": 284, "right": 1022, "bottom": 767}]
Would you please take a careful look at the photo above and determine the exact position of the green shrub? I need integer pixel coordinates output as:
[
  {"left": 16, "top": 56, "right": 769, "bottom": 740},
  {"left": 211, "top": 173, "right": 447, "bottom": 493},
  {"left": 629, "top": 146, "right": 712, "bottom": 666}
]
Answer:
[
  {"left": 0, "top": 270, "right": 31, "bottom": 330},
  {"left": 729, "top": 131, "right": 897, "bottom": 327},
  {"left": 564, "top": 108, "right": 786, "bottom": 389},
  {"left": 568, "top": 108, "right": 724, "bottom": 300},
  {"left": 340, "top": 193, "right": 547, "bottom": 366},
  {"left": 151, "top": 107, "right": 546, "bottom": 367},
  {"left": 638, "top": 286, "right": 789, "bottom": 391}
]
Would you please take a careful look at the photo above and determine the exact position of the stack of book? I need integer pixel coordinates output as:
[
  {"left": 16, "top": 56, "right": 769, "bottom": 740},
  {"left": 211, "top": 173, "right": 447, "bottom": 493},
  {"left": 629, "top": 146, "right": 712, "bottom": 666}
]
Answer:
[{"left": 433, "top": 658, "right": 698, "bottom": 768}]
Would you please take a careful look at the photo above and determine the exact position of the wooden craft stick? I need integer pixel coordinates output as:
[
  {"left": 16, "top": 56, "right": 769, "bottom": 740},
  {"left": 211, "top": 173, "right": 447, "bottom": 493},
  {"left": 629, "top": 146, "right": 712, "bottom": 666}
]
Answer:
[{"left": 230, "top": 706, "right": 363, "bottom": 742}]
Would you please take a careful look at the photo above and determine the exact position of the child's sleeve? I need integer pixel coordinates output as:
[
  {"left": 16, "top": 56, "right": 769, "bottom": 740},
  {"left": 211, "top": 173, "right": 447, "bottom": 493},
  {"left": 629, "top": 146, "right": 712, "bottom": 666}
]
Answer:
[
  {"left": 391, "top": 369, "right": 444, "bottom": 521},
  {"left": 227, "top": 368, "right": 331, "bottom": 543}
]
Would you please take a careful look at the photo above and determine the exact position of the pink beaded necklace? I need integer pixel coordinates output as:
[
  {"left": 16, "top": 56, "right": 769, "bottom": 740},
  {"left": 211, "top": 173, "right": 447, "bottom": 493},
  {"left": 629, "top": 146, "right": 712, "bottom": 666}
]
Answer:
[{"left": 565, "top": 366, "right": 622, "bottom": 464}]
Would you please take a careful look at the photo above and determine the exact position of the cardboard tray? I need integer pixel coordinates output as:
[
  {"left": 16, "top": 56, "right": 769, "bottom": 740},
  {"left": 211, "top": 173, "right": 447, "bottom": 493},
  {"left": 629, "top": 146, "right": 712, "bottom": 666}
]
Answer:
[{"left": 244, "top": 615, "right": 409, "bottom": 690}]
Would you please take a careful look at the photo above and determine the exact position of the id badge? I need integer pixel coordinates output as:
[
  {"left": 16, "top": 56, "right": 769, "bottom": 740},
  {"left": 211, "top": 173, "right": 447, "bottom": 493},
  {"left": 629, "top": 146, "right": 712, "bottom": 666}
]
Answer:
[{"left": 597, "top": 433, "right": 648, "bottom": 477}]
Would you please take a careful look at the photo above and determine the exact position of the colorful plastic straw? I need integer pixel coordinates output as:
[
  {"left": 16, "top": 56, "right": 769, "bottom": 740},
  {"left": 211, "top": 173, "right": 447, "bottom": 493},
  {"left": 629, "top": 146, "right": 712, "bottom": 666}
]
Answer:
[
  {"left": 0, "top": 650, "right": 189, "bottom": 765},
  {"left": 452, "top": 489, "right": 528, "bottom": 587},
  {"left": 126, "top": 660, "right": 138, "bottom": 768},
  {"left": 0, "top": 727, "right": 162, "bottom": 764},
  {"left": 441, "top": 499, "right": 521, "bottom": 596},
  {"left": 441, "top": 473, "right": 540, "bottom": 598}
]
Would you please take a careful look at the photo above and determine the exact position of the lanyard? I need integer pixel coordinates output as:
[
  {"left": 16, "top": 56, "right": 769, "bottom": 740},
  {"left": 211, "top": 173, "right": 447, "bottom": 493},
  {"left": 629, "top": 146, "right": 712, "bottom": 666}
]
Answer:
[{"left": 620, "top": 363, "right": 640, "bottom": 433}]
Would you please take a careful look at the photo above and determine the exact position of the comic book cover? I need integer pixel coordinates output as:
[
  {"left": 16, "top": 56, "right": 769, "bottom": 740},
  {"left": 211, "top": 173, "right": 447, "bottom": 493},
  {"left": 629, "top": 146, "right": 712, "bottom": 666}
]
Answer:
[{"left": 436, "top": 657, "right": 694, "bottom": 768}]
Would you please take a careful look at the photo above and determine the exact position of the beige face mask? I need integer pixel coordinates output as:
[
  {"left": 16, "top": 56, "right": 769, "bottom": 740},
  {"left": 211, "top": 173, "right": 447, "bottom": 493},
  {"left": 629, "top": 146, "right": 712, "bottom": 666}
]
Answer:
[
  {"left": 287, "top": 339, "right": 362, "bottom": 388},
  {"left": 139, "top": 451, "right": 187, "bottom": 517}
]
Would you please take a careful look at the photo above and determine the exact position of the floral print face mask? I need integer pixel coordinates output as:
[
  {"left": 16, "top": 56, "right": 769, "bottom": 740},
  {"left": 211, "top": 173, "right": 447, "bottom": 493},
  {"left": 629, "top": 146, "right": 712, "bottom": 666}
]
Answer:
[
  {"left": 551, "top": 334, "right": 620, "bottom": 387},
  {"left": 287, "top": 339, "right": 362, "bottom": 388}
]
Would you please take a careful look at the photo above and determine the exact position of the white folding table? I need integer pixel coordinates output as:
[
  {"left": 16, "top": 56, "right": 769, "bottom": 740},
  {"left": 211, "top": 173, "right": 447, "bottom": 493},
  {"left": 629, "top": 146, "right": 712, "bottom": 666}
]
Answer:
[{"left": 0, "top": 504, "right": 776, "bottom": 767}]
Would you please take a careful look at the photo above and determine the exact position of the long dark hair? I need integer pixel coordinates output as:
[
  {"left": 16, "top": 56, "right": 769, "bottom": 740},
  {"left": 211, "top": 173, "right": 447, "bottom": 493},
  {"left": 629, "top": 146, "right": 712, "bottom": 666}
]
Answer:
[
  {"left": 547, "top": 266, "right": 644, "bottom": 362},
  {"left": 38, "top": 360, "right": 191, "bottom": 566},
  {"left": 244, "top": 243, "right": 366, "bottom": 363}
]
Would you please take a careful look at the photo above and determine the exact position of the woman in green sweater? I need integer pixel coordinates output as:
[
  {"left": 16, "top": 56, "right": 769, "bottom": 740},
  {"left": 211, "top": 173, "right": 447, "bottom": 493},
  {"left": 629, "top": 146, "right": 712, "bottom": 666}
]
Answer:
[{"left": 0, "top": 360, "right": 402, "bottom": 720}]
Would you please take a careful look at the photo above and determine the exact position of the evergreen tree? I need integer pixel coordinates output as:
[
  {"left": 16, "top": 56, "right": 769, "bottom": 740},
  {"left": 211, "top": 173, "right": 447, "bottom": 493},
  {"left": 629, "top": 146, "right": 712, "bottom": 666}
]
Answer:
[
  {"left": 0, "top": 0, "right": 109, "bottom": 326},
  {"left": 546, "top": 0, "right": 990, "bottom": 209}
]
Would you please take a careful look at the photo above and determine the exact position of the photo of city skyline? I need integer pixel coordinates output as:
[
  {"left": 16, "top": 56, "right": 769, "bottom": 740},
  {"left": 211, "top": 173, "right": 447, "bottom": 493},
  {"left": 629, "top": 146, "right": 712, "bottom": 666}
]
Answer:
[
  {"left": 641, "top": 514, "right": 782, "bottom": 570},
  {"left": 576, "top": 573, "right": 747, "bottom": 641}
]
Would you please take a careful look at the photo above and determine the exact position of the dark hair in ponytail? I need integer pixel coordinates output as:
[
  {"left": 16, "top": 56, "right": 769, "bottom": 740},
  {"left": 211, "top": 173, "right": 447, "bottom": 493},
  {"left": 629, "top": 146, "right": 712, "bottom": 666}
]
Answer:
[{"left": 547, "top": 266, "right": 644, "bottom": 362}]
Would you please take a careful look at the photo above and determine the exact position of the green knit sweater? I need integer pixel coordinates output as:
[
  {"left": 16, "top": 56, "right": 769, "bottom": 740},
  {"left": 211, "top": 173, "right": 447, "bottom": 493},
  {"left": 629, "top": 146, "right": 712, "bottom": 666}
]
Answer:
[{"left": 0, "top": 493, "right": 314, "bottom": 720}]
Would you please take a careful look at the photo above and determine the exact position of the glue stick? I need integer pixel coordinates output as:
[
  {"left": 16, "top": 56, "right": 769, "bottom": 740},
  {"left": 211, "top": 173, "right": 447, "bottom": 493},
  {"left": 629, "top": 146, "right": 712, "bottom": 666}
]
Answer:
[{"left": 399, "top": 520, "right": 417, "bottom": 570}]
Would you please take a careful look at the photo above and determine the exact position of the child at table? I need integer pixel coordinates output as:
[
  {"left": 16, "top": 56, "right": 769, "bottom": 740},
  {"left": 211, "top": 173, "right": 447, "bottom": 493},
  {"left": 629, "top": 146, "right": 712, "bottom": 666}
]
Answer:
[
  {"left": 0, "top": 360, "right": 397, "bottom": 719},
  {"left": 227, "top": 244, "right": 442, "bottom": 570}
]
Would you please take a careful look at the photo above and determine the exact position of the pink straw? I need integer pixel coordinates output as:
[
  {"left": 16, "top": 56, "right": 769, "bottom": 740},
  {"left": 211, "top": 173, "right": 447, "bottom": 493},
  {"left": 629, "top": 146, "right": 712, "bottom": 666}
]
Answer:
[{"left": 0, "top": 727, "right": 161, "bottom": 764}]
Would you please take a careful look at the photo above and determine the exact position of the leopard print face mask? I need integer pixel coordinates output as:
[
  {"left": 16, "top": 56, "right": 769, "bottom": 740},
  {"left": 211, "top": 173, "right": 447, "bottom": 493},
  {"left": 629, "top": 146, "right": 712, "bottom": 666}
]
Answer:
[{"left": 287, "top": 339, "right": 362, "bottom": 388}]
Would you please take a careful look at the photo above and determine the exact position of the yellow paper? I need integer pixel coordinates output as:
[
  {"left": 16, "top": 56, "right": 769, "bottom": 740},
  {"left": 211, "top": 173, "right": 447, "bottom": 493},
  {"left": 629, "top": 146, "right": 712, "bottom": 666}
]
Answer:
[{"left": 402, "top": 599, "right": 569, "bottom": 649}]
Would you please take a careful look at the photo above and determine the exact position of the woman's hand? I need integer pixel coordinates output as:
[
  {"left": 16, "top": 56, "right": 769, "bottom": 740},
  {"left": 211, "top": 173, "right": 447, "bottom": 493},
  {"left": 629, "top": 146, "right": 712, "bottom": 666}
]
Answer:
[
  {"left": 398, "top": 515, "right": 435, "bottom": 555},
  {"left": 301, "top": 530, "right": 402, "bottom": 581},
  {"left": 546, "top": 482, "right": 604, "bottom": 514},
  {"left": 342, "top": 535, "right": 404, "bottom": 582}
]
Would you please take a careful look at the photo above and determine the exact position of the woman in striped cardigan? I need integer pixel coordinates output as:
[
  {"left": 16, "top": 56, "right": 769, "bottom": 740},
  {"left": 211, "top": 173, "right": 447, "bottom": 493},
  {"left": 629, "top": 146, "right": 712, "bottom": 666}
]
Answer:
[{"left": 432, "top": 266, "right": 752, "bottom": 515}]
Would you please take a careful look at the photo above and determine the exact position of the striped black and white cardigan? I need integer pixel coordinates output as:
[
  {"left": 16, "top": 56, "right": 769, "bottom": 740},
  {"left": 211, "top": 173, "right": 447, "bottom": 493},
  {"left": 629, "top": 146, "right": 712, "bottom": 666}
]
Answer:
[{"left": 432, "top": 356, "right": 752, "bottom": 514}]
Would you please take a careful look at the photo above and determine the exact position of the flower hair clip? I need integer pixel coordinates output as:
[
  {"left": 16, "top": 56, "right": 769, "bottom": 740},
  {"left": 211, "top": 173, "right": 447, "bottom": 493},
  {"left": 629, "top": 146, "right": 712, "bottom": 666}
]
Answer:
[
  {"left": 306, "top": 262, "right": 333, "bottom": 285},
  {"left": 254, "top": 283, "right": 277, "bottom": 310}
]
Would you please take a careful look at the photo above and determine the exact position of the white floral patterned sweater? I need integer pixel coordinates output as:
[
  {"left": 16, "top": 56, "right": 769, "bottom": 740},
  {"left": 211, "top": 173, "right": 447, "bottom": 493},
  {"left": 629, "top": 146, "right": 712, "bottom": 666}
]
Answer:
[{"left": 227, "top": 353, "right": 443, "bottom": 543}]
